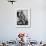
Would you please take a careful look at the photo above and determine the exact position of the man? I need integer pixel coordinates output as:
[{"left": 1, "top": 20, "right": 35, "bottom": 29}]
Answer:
[{"left": 17, "top": 10, "right": 28, "bottom": 25}]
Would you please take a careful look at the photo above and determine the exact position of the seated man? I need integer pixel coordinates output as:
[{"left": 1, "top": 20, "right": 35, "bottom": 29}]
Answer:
[{"left": 17, "top": 10, "right": 28, "bottom": 25}]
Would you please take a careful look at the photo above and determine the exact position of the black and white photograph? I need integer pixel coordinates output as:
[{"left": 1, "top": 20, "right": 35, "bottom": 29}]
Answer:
[
  {"left": 16, "top": 8, "right": 31, "bottom": 28},
  {"left": 17, "top": 10, "right": 28, "bottom": 25}
]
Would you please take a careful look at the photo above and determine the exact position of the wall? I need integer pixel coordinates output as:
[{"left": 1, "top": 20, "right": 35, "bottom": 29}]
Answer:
[{"left": 0, "top": 0, "right": 46, "bottom": 42}]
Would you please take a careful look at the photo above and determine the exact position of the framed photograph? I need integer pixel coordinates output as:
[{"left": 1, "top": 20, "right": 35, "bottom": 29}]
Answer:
[{"left": 16, "top": 8, "right": 31, "bottom": 28}]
